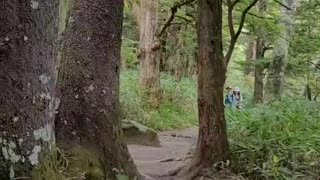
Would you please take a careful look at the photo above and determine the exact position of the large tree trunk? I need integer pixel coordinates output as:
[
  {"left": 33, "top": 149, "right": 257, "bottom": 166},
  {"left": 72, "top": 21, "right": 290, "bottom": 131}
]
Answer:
[
  {"left": 138, "top": 0, "right": 161, "bottom": 104},
  {"left": 55, "top": 0, "right": 139, "bottom": 179},
  {"left": 196, "top": 0, "right": 229, "bottom": 166},
  {"left": 0, "top": 1, "right": 58, "bottom": 178},
  {"left": 177, "top": 0, "right": 230, "bottom": 179},
  {"left": 265, "top": 0, "right": 298, "bottom": 99}
]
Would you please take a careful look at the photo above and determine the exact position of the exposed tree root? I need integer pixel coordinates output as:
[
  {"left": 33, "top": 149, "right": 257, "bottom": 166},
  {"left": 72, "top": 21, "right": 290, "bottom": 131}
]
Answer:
[
  {"left": 167, "top": 166, "right": 184, "bottom": 176},
  {"left": 175, "top": 165, "right": 202, "bottom": 180},
  {"left": 169, "top": 155, "right": 202, "bottom": 180},
  {"left": 141, "top": 173, "right": 158, "bottom": 180}
]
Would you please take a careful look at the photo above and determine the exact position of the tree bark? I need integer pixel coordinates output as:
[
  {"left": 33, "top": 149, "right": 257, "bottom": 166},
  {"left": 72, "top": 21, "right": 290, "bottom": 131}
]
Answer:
[
  {"left": 174, "top": 32, "right": 184, "bottom": 82},
  {"left": 177, "top": 0, "right": 230, "bottom": 179},
  {"left": 265, "top": 0, "right": 298, "bottom": 100},
  {"left": 138, "top": 0, "right": 161, "bottom": 104},
  {"left": 254, "top": 38, "right": 266, "bottom": 103},
  {"left": 245, "top": 38, "right": 257, "bottom": 76},
  {"left": 253, "top": 0, "right": 267, "bottom": 103},
  {"left": 196, "top": 0, "right": 229, "bottom": 166},
  {"left": 305, "top": 84, "right": 312, "bottom": 101},
  {"left": 0, "top": 1, "right": 58, "bottom": 178},
  {"left": 55, "top": 0, "right": 139, "bottom": 179}
]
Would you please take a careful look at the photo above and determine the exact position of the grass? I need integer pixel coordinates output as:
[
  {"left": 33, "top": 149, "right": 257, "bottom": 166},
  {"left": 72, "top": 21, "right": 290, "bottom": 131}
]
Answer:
[
  {"left": 228, "top": 98, "right": 320, "bottom": 179},
  {"left": 120, "top": 69, "right": 198, "bottom": 131}
]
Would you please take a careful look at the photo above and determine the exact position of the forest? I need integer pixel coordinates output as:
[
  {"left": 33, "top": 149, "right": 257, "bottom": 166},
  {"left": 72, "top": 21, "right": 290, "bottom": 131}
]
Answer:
[{"left": 0, "top": 0, "right": 320, "bottom": 180}]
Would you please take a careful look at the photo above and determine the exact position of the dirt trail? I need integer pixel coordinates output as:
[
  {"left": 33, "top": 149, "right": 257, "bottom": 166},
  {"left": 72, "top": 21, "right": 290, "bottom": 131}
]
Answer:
[{"left": 128, "top": 128, "right": 198, "bottom": 179}]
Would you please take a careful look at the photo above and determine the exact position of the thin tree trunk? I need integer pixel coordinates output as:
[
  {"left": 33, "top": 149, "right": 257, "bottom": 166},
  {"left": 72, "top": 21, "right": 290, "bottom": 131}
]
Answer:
[
  {"left": 306, "top": 84, "right": 312, "bottom": 101},
  {"left": 265, "top": 0, "right": 298, "bottom": 99},
  {"left": 245, "top": 38, "right": 257, "bottom": 76},
  {"left": 174, "top": 33, "right": 184, "bottom": 82},
  {"left": 160, "top": 34, "right": 168, "bottom": 72},
  {"left": 254, "top": 38, "right": 266, "bottom": 103},
  {"left": 177, "top": 0, "right": 229, "bottom": 179},
  {"left": 138, "top": 0, "right": 161, "bottom": 104},
  {"left": 253, "top": 0, "right": 267, "bottom": 103},
  {"left": 0, "top": 1, "right": 58, "bottom": 178},
  {"left": 189, "top": 51, "right": 199, "bottom": 80},
  {"left": 55, "top": 0, "right": 139, "bottom": 179}
]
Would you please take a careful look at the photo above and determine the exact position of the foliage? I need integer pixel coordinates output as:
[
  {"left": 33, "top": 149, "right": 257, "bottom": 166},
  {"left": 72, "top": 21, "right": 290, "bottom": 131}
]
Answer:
[
  {"left": 116, "top": 174, "right": 130, "bottom": 180},
  {"left": 121, "top": 37, "right": 139, "bottom": 68},
  {"left": 32, "top": 148, "right": 68, "bottom": 180},
  {"left": 228, "top": 98, "right": 320, "bottom": 179},
  {"left": 120, "top": 69, "right": 197, "bottom": 130}
]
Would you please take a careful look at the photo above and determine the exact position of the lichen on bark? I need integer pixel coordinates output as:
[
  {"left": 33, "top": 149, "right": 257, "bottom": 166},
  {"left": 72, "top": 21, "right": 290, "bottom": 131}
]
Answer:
[{"left": 0, "top": 0, "right": 59, "bottom": 178}]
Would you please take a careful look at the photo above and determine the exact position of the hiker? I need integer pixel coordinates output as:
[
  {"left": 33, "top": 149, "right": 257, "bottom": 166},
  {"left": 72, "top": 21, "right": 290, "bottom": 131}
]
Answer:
[
  {"left": 233, "top": 87, "right": 243, "bottom": 109},
  {"left": 225, "top": 86, "right": 235, "bottom": 108}
]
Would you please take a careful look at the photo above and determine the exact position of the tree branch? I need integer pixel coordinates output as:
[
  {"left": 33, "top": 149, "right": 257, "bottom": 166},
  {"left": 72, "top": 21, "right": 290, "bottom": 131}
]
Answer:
[
  {"left": 225, "top": 0, "right": 259, "bottom": 64},
  {"left": 231, "top": 0, "right": 241, "bottom": 8},
  {"left": 273, "top": 0, "right": 292, "bottom": 10},
  {"left": 308, "top": 59, "right": 320, "bottom": 70},
  {"left": 227, "top": 0, "right": 242, "bottom": 39},
  {"left": 227, "top": 0, "right": 236, "bottom": 38},
  {"left": 263, "top": 45, "right": 273, "bottom": 53},
  {"left": 176, "top": 15, "right": 196, "bottom": 28},
  {"left": 247, "top": 11, "right": 279, "bottom": 22},
  {"left": 157, "top": 0, "right": 196, "bottom": 37}
]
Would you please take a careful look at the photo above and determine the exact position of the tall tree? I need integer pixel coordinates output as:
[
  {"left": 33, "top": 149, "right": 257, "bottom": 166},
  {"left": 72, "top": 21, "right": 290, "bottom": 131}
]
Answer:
[
  {"left": 176, "top": 0, "right": 258, "bottom": 179},
  {"left": 0, "top": 1, "right": 58, "bottom": 179},
  {"left": 55, "top": 0, "right": 139, "bottom": 179},
  {"left": 138, "top": 0, "right": 161, "bottom": 104},
  {"left": 253, "top": 0, "right": 267, "bottom": 103},
  {"left": 265, "top": 0, "right": 298, "bottom": 99}
]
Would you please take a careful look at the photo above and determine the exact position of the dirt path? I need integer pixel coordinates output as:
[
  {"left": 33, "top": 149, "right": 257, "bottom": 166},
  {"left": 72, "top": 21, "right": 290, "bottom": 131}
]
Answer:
[{"left": 128, "top": 128, "right": 198, "bottom": 179}]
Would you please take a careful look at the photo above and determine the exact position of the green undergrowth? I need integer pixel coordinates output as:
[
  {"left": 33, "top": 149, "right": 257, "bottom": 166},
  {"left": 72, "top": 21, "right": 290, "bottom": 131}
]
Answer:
[
  {"left": 120, "top": 68, "right": 320, "bottom": 179},
  {"left": 227, "top": 98, "right": 320, "bottom": 179},
  {"left": 120, "top": 69, "right": 198, "bottom": 131},
  {"left": 32, "top": 148, "right": 67, "bottom": 180},
  {"left": 32, "top": 146, "right": 104, "bottom": 180}
]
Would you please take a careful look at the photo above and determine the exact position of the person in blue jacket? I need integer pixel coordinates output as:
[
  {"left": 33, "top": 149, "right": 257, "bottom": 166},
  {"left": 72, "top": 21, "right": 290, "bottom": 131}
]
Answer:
[{"left": 225, "top": 86, "right": 236, "bottom": 108}]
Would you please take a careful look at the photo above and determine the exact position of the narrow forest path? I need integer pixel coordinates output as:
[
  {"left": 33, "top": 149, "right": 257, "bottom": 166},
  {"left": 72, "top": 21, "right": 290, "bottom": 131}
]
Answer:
[{"left": 128, "top": 128, "right": 198, "bottom": 180}]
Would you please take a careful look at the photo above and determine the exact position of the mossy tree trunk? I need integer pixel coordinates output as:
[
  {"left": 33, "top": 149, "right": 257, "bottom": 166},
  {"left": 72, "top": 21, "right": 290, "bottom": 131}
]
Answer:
[
  {"left": 265, "top": 0, "right": 298, "bottom": 100},
  {"left": 55, "top": 0, "right": 140, "bottom": 179},
  {"left": 0, "top": 1, "right": 58, "bottom": 179},
  {"left": 138, "top": 0, "right": 161, "bottom": 104}
]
